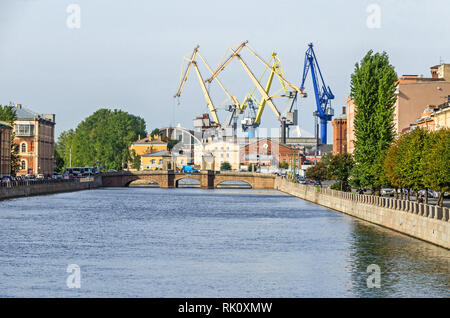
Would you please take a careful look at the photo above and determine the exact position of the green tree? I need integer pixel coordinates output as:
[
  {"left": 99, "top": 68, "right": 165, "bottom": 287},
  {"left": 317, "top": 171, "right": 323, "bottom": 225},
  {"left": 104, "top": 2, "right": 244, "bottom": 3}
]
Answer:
[
  {"left": 422, "top": 129, "right": 450, "bottom": 207},
  {"left": 350, "top": 51, "right": 397, "bottom": 192},
  {"left": 220, "top": 161, "right": 232, "bottom": 171},
  {"left": 398, "top": 128, "right": 429, "bottom": 199},
  {"left": 279, "top": 162, "right": 289, "bottom": 169},
  {"left": 0, "top": 105, "right": 20, "bottom": 175},
  {"left": 327, "top": 153, "right": 355, "bottom": 191},
  {"left": 58, "top": 109, "right": 146, "bottom": 171},
  {"left": 130, "top": 149, "right": 141, "bottom": 171},
  {"left": 167, "top": 139, "right": 179, "bottom": 151},
  {"left": 150, "top": 128, "right": 161, "bottom": 137},
  {"left": 305, "top": 161, "right": 327, "bottom": 182}
]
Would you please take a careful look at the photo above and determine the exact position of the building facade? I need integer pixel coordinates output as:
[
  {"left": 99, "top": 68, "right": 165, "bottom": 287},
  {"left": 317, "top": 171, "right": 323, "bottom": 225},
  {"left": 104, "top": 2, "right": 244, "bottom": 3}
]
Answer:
[
  {"left": 0, "top": 121, "right": 12, "bottom": 177},
  {"left": 331, "top": 106, "right": 347, "bottom": 154},
  {"left": 13, "top": 104, "right": 55, "bottom": 176},
  {"left": 130, "top": 134, "right": 168, "bottom": 156},
  {"left": 240, "top": 138, "right": 301, "bottom": 171},
  {"left": 416, "top": 101, "right": 450, "bottom": 131}
]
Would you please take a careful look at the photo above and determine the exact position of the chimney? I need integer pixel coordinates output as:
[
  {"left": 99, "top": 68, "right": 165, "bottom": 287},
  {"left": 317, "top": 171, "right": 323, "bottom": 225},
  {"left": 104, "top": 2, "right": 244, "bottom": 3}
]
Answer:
[
  {"left": 15, "top": 104, "right": 22, "bottom": 109},
  {"left": 342, "top": 106, "right": 346, "bottom": 115}
]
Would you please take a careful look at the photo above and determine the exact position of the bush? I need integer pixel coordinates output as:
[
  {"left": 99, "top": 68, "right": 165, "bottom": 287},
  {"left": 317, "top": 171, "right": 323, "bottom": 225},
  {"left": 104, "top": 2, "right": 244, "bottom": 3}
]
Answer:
[
  {"left": 220, "top": 161, "right": 232, "bottom": 171},
  {"left": 330, "top": 181, "right": 351, "bottom": 192}
]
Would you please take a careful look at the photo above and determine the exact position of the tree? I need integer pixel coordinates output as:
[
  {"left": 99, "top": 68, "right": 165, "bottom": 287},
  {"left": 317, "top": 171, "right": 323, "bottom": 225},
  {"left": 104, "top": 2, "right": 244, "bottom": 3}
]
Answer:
[
  {"left": 350, "top": 50, "right": 397, "bottom": 192},
  {"left": 422, "top": 129, "right": 450, "bottom": 207},
  {"left": 57, "top": 109, "right": 146, "bottom": 171},
  {"left": 167, "top": 139, "right": 179, "bottom": 151},
  {"left": 279, "top": 162, "right": 289, "bottom": 169},
  {"left": 220, "top": 161, "right": 232, "bottom": 171},
  {"left": 305, "top": 161, "right": 327, "bottom": 182},
  {"left": 130, "top": 149, "right": 141, "bottom": 171},
  {"left": 327, "top": 153, "right": 355, "bottom": 191},
  {"left": 150, "top": 128, "right": 161, "bottom": 137},
  {"left": 0, "top": 105, "right": 20, "bottom": 175},
  {"left": 398, "top": 128, "right": 429, "bottom": 199}
]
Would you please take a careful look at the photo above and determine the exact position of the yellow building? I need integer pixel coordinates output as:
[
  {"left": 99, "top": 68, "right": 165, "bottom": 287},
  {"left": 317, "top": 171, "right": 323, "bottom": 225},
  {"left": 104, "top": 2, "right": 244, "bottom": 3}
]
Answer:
[
  {"left": 140, "top": 150, "right": 172, "bottom": 171},
  {"left": 435, "top": 102, "right": 450, "bottom": 130},
  {"left": 194, "top": 138, "right": 240, "bottom": 171},
  {"left": 130, "top": 134, "right": 168, "bottom": 156}
]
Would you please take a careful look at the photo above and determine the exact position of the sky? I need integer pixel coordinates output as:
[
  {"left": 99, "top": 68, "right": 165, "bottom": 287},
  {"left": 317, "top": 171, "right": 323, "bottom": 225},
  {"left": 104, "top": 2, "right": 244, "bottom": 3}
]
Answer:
[{"left": 0, "top": 0, "right": 449, "bottom": 143}]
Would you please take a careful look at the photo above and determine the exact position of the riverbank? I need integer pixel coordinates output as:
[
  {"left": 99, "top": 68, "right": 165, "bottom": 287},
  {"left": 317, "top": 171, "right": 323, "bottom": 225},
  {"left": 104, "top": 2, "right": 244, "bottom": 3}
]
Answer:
[
  {"left": 0, "top": 176, "right": 103, "bottom": 200},
  {"left": 275, "top": 177, "right": 450, "bottom": 249}
]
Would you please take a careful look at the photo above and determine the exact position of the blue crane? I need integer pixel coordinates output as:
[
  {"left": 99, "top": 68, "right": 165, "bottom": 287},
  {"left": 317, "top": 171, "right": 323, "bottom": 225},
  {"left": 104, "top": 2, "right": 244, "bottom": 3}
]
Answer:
[{"left": 300, "top": 43, "right": 334, "bottom": 144}]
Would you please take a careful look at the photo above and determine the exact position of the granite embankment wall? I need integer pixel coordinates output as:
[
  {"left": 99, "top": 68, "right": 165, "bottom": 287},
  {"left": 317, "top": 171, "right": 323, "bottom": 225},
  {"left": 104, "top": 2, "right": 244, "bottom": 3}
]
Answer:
[
  {"left": 275, "top": 177, "right": 450, "bottom": 249},
  {"left": 0, "top": 177, "right": 103, "bottom": 200}
]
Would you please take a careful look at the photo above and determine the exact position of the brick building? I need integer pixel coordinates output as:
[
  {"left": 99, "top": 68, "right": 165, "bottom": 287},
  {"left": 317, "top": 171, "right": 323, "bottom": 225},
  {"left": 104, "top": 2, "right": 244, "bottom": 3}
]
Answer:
[
  {"left": 0, "top": 121, "right": 12, "bottom": 177},
  {"left": 240, "top": 138, "right": 301, "bottom": 170},
  {"left": 331, "top": 106, "right": 347, "bottom": 154},
  {"left": 13, "top": 104, "right": 55, "bottom": 176}
]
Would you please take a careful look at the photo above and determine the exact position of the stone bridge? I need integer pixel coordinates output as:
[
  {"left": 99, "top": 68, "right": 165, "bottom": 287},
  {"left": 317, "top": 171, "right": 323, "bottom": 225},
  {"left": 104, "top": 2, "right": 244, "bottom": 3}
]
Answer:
[{"left": 101, "top": 171, "right": 275, "bottom": 189}]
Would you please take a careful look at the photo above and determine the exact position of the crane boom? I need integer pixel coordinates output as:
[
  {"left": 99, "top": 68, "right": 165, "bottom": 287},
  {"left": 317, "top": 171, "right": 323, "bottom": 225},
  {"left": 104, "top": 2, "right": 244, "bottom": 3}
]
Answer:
[
  {"left": 300, "top": 43, "right": 334, "bottom": 144},
  {"left": 174, "top": 45, "right": 221, "bottom": 127}
]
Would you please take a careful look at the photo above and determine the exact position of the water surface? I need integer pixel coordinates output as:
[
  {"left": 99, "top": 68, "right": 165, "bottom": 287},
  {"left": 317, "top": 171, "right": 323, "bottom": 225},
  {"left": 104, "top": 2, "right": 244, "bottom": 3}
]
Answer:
[{"left": 0, "top": 187, "right": 448, "bottom": 297}]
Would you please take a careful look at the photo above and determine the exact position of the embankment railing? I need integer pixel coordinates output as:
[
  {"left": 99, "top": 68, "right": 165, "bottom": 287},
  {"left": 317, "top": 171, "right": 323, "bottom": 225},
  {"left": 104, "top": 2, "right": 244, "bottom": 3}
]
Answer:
[{"left": 279, "top": 178, "right": 450, "bottom": 223}]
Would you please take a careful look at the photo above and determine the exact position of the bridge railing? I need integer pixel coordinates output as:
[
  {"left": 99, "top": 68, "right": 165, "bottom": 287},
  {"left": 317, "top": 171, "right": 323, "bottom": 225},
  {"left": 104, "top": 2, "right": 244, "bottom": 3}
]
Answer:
[{"left": 279, "top": 177, "right": 450, "bottom": 223}]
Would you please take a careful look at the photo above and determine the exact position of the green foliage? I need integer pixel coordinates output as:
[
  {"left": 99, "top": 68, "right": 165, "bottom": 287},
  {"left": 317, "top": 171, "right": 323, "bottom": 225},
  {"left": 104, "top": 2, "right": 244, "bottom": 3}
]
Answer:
[
  {"left": 220, "top": 161, "right": 232, "bottom": 171},
  {"left": 150, "top": 128, "right": 161, "bottom": 137},
  {"left": 350, "top": 50, "right": 397, "bottom": 190},
  {"left": 54, "top": 148, "right": 64, "bottom": 173},
  {"left": 305, "top": 161, "right": 327, "bottom": 181},
  {"left": 279, "top": 162, "right": 289, "bottom": 169},
  {"left": 327, "top": 153, "right": 355, "bottom": 191},
  {"left": 167, "top": 139, "right": 179, "bottom": 151},
  {"left": 422, "top": 129, "right": 450, "bottom": 206},
  {"left": 0, "top": 105, "right": 20, "bottom": 175},
  {"left": 57, "top": 109, "right": 146, "bottom": 171},
  {"left": 384, "top": 128, "right": 449, "bottom": 206},
  {"left": 130, "top": 149, "right": 141, "bottom": 171},
  {"left": 331, "top": 181, "right": 351, "bottom": 192}
]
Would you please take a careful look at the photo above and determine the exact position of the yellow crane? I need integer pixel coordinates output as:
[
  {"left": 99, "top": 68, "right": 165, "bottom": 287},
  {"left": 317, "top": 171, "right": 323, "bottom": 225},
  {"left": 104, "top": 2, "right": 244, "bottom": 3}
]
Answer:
[
  {"left": 206, "top": 41, "right": 306, "bottom": 141},
  {"left": 174, "top": 45, "right": 240, "bottom": 129},
  {"left": 240, "top": 52, "right": 288, "bottom": 130}
]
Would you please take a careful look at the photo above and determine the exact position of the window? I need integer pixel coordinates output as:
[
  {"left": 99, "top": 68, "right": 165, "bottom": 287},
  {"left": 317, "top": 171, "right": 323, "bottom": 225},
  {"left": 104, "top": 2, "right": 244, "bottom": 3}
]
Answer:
[
  {"left": 15, "top": 124, "right": 34, "bottom": 136},
  {"left": 158, "top": 159, "right": 162, "bottom": 165},
  {"left": 21, "top": 143, "right": 27, "bottom": 153},
  {"left": 21, "top": 160, "right": 26, "bottom": 170},
  {"left": 151, "top": 159, "right": 155, "bottom": 164}
]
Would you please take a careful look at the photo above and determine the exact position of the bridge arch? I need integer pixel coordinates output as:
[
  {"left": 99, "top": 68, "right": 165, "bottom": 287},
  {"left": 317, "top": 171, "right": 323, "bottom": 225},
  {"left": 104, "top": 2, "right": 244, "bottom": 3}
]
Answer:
[{"left": 215, "top": 179, "right": 252, "bottom": 188}]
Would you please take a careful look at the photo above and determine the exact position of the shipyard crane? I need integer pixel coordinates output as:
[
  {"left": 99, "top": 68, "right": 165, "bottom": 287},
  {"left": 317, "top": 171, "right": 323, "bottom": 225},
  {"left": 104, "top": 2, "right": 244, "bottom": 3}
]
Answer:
[
  {"left": 206, "top": 41, "right": 306, "bottom": 142},
  {"left": 300, "top": 43, "right": 334, "bottom": 145},
  {"left": 174, "top": 45, "right": 241, "bottom": 129},
  {"left": 240, "top": 52, "right": 287, "bottom": 133}
]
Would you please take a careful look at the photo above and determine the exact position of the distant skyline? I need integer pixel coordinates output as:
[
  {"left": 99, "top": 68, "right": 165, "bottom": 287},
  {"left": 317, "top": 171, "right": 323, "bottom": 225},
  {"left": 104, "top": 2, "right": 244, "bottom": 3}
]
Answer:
[{"left": 1, "top": 0, "right": 449, "bottom": 143}]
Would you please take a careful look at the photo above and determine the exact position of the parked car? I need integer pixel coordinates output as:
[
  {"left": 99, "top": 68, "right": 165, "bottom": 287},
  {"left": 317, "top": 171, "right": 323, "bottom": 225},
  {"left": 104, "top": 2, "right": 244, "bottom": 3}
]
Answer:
[
  {"left": 36, "top": 174, "right": 45, "bottom": 180},
  {"left": 52, "top": 174, "right": 63, "bottom": 180},
  {"left": 381, "top": 188, "right": 395, "bottom": 196},
  {"left": 1, "top": 176, "right": 12, "bottom": 183}
]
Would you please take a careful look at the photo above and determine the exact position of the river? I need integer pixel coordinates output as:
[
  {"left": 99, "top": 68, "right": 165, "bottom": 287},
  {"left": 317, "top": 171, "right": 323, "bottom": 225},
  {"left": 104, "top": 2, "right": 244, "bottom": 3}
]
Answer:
[{"left": 0, "top": 187, "right": 448, "bottom": 297}]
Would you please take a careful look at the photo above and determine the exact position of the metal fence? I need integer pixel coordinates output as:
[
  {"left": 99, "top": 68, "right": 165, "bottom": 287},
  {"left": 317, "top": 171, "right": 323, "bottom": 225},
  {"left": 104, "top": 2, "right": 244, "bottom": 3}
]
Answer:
[
  {"left": 0, "top": 178, "right": 85, "bottom": 188},
  {"left": 283, "top": 179, "right": 450, "bottom": 223}
]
